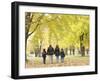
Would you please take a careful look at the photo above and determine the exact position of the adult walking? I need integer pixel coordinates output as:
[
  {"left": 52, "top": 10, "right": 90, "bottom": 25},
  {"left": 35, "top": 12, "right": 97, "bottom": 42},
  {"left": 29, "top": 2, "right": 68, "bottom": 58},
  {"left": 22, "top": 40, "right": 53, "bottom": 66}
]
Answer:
[
  {"left": 47, "top": 45, "right": 54, "bottom": 64},
  {"left": 42, "top": 49, "right": 47, "bottom": 64},
  {"left": 54, "top": 45, "right": 60, "bottom": 63}
]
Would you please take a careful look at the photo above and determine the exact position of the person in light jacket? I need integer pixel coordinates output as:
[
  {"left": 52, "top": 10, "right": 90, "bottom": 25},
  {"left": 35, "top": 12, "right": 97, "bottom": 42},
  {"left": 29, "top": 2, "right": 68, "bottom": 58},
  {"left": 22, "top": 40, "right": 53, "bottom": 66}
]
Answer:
[{"left": 47, "top": 45, "right": 54, "bottom": 64}]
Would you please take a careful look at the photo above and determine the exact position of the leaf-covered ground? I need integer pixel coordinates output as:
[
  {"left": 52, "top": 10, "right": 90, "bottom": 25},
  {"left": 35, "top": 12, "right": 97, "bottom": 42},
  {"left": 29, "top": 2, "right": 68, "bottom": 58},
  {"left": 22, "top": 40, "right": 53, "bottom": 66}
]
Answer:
[{"left": 26, "top": 54, "right": 89, "bottom": 68}]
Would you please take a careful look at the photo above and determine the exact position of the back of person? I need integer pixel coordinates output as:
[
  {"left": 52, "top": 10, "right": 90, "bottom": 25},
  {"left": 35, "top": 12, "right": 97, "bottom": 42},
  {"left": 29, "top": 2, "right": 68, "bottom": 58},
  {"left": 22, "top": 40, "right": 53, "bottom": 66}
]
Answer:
[
  {"left": 42, "top": 51, "right": 46, "bottom": 57},
  {"left": 42, "top": 49, "right": 47, "bottom": 64},
  {"left": 55, "top": 47, "right": 60, "bottom": 56},
  {"left": 60, "top": 49, "right": 65, "bottom": 63},
  {"left": 47, "top": 46, "right": 54, "bottom": 55},
  {"left": 60, "top": 50, "right": 65, "bottom": 57}
]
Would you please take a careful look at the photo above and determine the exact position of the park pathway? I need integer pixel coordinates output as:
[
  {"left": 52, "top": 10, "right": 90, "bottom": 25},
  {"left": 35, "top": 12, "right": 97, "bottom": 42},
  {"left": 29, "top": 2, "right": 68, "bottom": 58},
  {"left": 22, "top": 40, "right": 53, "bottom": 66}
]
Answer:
[{"left": 26, "top": 54, "right": 89, "bottom": 68}]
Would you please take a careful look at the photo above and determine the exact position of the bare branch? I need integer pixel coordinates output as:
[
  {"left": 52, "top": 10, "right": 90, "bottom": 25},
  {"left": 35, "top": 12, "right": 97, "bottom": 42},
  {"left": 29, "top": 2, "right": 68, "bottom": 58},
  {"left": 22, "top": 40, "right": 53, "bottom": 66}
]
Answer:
[
  {"left": 27, "top": 14, "right": 45, "bottom": 37},
  {"left": 26, "top": 15, "right": 58, "bottom": 38},
  {"left": 28, "top": 23, "right": 41, "bottom": 37}
]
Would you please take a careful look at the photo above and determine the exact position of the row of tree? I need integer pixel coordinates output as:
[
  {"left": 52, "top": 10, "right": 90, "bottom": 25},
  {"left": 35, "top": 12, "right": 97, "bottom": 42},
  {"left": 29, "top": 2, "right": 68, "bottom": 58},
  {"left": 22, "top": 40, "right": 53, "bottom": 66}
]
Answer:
[{"left": 25, "top": 12, "right": 90, "bottom": 61}]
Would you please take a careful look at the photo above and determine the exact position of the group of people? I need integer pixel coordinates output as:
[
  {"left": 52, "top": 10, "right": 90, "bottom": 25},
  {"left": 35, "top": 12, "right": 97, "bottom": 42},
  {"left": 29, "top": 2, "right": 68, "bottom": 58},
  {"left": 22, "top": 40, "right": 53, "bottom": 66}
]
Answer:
[{"left": 42, "top": 45, "right": 65, "bottom": 64}]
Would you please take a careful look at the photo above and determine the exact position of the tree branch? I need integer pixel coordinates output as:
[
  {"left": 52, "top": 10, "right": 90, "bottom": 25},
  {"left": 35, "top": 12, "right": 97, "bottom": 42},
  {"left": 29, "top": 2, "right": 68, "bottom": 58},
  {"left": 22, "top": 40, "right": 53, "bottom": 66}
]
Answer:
[
  {"left": 28, "top": 23, "right": 41, "bottom": 37},
  {"left": 27, "top": 14, "right": 44, "bottom": 38}
]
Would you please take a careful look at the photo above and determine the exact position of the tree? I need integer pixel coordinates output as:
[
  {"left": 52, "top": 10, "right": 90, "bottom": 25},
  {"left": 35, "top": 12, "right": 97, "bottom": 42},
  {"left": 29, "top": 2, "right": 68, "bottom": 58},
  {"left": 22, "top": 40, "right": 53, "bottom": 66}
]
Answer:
[
  {"left": 25, "top": 12, "right": 44, "bottom": 61},
  {"left": 26, "top": 13, "right": 89, "bottom": 57}
]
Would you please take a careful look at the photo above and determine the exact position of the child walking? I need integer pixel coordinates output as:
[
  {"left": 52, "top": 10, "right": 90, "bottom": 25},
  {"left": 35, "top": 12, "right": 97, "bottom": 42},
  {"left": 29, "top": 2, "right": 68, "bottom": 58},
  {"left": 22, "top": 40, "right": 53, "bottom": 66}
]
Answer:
[
  {"left": 42, "top": 49, "right": 47, "bottom": 64},
  {"left": 60, "top": 48, "right": 65, "bottom": 63}
]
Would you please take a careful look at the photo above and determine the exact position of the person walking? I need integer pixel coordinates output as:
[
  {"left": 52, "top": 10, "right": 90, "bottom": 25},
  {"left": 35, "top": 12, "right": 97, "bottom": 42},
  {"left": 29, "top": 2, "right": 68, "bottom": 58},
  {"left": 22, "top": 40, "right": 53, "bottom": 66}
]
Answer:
[
  {"left": 42, "top": 49, "right": 47, "bottom": 64},
  {"left": 60, "top": 48, "right": 65, "bottom": 63},
  {"left": 54, "top": 45, "right": 60, "bottom": 63},
  {"left": 47, "top": 45, "right": 54, "bottom": 64}
]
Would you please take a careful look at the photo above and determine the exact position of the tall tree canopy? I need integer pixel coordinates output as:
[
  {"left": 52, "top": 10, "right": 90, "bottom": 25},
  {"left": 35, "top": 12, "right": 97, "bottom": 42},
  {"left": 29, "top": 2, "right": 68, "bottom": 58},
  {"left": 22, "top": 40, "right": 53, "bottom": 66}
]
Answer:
[{"left": 25, "top": 12, "right": 89, "bottom": 56}]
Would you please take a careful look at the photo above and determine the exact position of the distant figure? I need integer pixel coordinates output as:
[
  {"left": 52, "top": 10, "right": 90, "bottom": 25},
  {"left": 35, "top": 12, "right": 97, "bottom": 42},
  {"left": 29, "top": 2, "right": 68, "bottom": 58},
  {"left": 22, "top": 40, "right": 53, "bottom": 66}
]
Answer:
[
  {"left": 42, "top": 49, "right": 47, "bottom": 64},
  {"left": 86, "top": 48, "right": 89, "bottom": 55},
  {"left": 60, "top": 48, "right": 65, "bottom": 63},
  {"left": 72, "top": 45, "right": 75, "bottom": 55},
  {"left": 47, "top": 45, "right": 54, "bottom": 64},
  {"left": 69, "top": 46, "right": 72, "bottom": 55},
  {"left": 65, "top": 48, "right": 68, "bottom": 55},
  {"left": 54, "top": 45, "right": 60, "bottom": 63}
]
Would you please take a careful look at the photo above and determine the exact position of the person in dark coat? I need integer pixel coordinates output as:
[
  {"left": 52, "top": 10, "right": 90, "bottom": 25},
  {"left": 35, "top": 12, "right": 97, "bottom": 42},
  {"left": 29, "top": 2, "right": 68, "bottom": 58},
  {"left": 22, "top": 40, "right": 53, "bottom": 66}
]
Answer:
[
  {"left": 54, "top": 45, "right": 60, "bottom": 63},
  {"left": 60, "top": 48, "right": 65, "bottom": 63},
  {"left": 47, "top": 45, "right": 54, "bottom": 64},
  {"left": 42, "top": 49, "right": 47, "bottom": 64}
]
